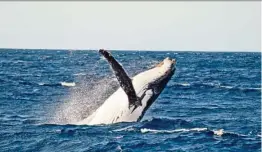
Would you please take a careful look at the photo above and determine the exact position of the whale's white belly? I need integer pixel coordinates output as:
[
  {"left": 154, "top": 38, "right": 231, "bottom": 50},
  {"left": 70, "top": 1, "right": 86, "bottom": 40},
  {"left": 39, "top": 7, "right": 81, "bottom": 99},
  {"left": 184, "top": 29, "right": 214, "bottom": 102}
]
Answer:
[
  {"left": 77, "top": 76, "right": 155, "bottom": 125},
  {"left": 77, "top": 88, "right": 145, "bottom": 125}
]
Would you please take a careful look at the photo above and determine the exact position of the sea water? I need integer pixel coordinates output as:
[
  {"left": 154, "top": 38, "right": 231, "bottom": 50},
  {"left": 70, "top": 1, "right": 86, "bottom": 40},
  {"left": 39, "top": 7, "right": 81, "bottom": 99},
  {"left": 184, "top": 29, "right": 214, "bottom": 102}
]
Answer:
[{"left": 0, "top": 49, "right": 261, "bottom": 151}]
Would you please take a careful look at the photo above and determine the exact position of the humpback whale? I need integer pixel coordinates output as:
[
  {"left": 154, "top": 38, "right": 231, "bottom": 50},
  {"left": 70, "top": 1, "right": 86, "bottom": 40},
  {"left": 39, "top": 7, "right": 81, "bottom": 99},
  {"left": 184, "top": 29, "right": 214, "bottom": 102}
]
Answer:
[{"left": 77, "top": 49, "right": 176, "bottom": 125}]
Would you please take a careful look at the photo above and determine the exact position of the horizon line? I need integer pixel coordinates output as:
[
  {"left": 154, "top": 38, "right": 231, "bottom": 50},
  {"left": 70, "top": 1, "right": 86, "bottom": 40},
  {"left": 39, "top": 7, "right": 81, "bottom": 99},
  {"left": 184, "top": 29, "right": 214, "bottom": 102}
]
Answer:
[{"left": 0, "top": 47, "right": 260, "bottom": 53}]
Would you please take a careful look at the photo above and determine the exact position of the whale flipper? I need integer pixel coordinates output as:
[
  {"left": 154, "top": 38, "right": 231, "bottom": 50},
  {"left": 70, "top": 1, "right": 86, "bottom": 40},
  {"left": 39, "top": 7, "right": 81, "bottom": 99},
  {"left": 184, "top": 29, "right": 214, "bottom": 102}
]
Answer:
[{"left": 99, "top": 49, "right": 142, "bottom": 108}]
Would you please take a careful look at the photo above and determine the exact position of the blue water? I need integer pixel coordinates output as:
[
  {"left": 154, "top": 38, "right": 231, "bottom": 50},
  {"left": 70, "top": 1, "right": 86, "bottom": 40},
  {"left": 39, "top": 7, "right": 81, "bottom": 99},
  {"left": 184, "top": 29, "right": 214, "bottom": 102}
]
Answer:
[{"left": 0, "top": 49, "right": 261, "bottom": 152}]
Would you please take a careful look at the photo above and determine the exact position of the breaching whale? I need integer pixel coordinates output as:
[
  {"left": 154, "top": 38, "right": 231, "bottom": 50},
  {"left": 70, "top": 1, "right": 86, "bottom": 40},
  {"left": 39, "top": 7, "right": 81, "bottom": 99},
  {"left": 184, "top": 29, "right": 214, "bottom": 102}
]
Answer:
[{"left": 77, "top": 49, "right": 176, "bottom": 125}]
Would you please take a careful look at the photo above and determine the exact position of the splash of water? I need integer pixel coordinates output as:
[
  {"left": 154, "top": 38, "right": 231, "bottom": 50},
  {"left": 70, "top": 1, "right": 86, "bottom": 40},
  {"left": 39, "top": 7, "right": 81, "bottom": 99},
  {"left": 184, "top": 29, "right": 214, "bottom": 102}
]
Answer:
[{"left": 49, "top": 76, "right": 118, "bottom": 124}]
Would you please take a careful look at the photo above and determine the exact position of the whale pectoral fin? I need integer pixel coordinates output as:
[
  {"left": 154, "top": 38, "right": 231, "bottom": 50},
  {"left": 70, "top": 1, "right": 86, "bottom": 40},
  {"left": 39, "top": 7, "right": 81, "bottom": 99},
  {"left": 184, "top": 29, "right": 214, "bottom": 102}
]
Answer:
[{"left": 99, "top": 49, "right": 141, "bottom": 107}]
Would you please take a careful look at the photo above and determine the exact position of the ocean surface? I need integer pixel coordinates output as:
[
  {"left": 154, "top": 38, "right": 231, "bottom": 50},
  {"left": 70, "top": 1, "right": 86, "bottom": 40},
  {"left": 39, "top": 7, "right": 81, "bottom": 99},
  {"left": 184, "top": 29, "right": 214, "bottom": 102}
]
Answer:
[{"left": 0, "top": 49, "right": 261, "bottom": 152}]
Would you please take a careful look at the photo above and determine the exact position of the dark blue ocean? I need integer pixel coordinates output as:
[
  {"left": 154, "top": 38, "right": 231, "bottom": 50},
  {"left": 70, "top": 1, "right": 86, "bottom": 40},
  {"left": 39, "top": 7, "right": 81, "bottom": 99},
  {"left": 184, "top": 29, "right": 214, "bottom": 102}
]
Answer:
[{"left": 0, "top": 49, "right": 261, "bottom": 152}]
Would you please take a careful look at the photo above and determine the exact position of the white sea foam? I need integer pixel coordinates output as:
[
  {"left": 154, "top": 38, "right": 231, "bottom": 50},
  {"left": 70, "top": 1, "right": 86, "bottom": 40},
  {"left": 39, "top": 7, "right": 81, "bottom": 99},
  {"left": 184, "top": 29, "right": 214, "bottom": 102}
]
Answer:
[
  {"left": 33, "top": 89, "right": 39, "bottom": 92},
  {"left": 38, "top": 82, "right": 45, "bottom": 86},
  {"left": 220, "top": 85, "right": 233, "bottom": 89},
  {"left": 49, "top": 77, "right": 118, "bottom": 124},
  {"left": 211, "top": 129, "right": 248, "bottom": 137},
  {"left": 203, "top": 82, "right": 216, "bottom": 86},
  {"left": 139, "top": 127, "right": 250, "bottom": 137},
  {"left": 245, "top": 87, "right": 261, "bottom": 90},
  {"left": 73, "top": 73, "right": 86, "bottom": 76},
  {"left": 202, "top": 82, "right": 261, "bottom": 91},
  {"left": 112, "top": 126, "right": 135, "bottom": 132},
  {"left": 60, "top": 82, "right": 76, "bottom": 87},
  {"left": 114, "top": 136, "right": 124, "bottom": 139},
  {"left": 139, "top": 128, "right": 248, "bottom": 137},
  {"left": 140, "top": 128, "right": 208, "bottom": 134},
  {"left": 213, "top": 129, "right": 224, "bottom": 136},
  {"left": 203, "top": 82, "right": 235, "bottom": 89},
  {"left": 180, "top": 83, "right": 190, "bottom": 86}
]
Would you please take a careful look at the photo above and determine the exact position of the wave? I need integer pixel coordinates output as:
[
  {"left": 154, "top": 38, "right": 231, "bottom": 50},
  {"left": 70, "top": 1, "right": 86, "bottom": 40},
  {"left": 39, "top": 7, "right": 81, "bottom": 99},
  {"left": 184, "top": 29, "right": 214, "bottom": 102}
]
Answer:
[
  {"left": 38, "top": 82, "right": 60, "bottom": 86},
  {"left": 73, "top": 73, "right": 86, "bottom": 76},
  {"left": 212, "top": 129, "right": 224, "bottom": 136},
  {"left": 113, "top": 126, "right": 253, "bottom": 138},
  {"left": 112, "top": 126, "right": 136, "bottom": 132},
  {"left": 48, "top": 77, "right": 117, "bottom": 124},
  {"left": 39, "top": 119, "right": 259, "bottom": 139},
  {"left": 219, "top": 85, "right": 233, "bottom": 89},
  {"left": 176, "top": 83, "right": 191, "bottom": 87},
  {"left": 170, "top": 82, "right": 261, "bottom": 92},
  {"left": 60, "top": 82, "right": 76, "bottom": 87},
  {"left": 238, "top": 87, "right": 261, "bottom": 91},
  {"left": 210, "top": 129, "right": 249, "bottom": 137},
  {"left": 141, "top": 117, "right": 196, "bottom": 129},
  {"left": 140, "top": 127, "right": 207, "bottom": 134},
  {"left": 110, "top": 118, "right": 257, "bottom": 139},
  {"left": 38, "top": 82, "right": 49, "bottom": 86},
  {"left": 38, "top": 82, "right": 76, "bottom": 87},
  {"left": 111, "top": 118, "right": 207, "bottom": 134},
  {"left": 140, "top": 128, "right": 252, "bottom": 138}
]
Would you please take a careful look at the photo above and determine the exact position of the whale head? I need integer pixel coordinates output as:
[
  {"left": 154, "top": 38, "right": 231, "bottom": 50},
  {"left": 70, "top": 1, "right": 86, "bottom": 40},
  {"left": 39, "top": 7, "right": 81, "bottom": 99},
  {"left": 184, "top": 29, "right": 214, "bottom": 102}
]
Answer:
[
  {"left": 133, "top": 57, "right": 176, "bottom": 93},
  {"left": 131, "top": 57, "right": 176, "bottom": 120},
  {"left": 145, "top": 57, "right": 176, "bottom": 92},
  {"left": 155, "top": 57, "right": 176, "bottom": 77}
]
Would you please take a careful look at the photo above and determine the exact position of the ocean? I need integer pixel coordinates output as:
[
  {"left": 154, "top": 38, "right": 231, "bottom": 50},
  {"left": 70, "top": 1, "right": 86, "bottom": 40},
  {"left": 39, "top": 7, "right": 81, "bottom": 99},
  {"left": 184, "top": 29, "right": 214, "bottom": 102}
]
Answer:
[{"left": 0, "top": 49, "right": 261, "bottom": 152}]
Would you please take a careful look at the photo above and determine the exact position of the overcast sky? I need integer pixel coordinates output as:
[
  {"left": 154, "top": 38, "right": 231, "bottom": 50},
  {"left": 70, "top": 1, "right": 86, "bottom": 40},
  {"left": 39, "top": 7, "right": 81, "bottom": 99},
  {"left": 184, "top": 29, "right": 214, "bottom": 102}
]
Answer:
[{"left": 0, "top": 2, "right": 260, "bottom": 51}]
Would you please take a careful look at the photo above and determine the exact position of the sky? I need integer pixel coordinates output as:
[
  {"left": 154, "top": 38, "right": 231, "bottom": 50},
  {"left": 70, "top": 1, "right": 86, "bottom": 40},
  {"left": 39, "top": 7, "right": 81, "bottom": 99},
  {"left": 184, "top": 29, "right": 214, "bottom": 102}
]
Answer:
[{"left": 0, "top": 2, "right": 260, "bottom": 52}]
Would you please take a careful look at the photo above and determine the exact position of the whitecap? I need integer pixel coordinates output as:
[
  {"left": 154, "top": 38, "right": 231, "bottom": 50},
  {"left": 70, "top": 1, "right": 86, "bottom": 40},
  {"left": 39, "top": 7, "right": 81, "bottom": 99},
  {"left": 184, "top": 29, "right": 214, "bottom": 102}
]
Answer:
[
  {"left": 174, "top": 82, "right": 190, "bottom": 87},
  {"left": 38, "top": 82, "right": 45, "bottom": 86},
  {"left": 190, "top": 128, "right": 208, "bottom": 131},
  {"left": 112, "top": 126, "right": 135, "bottom": 132},
  {"left": 220, "top": 85, "right": 233, "bottom": 89},
  {"left": 73, "top": 73, "right": 86, "bottom": 76},
  {"left": 203, "top": 82, "right": 216, "bottom": 86},
  {"left": 247, "top": 87, "right": 261, "bottom": 90},
  {"left": 236, "top": 87, "right": 261, "bottom": 91},
  {"left": 33, "top": 89, "right": 39, "bottom": 92},
  {"left": 140, "top": 127, "right": 207, "bottom": 134},
  {"left": 213, "top": 129, "right": 224, "bottom": 136},
  {"left": 60, "top": 82, "right": 76, "bottom": 87},
  {"left": 180, "top": 83, "right": 190, "bottom": 87},
  {"left": 212, "top": 129, "right": 247, "bottom": 137},
  {"left": 114, "top": 136, "right": 124, "bottom": 139}
]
